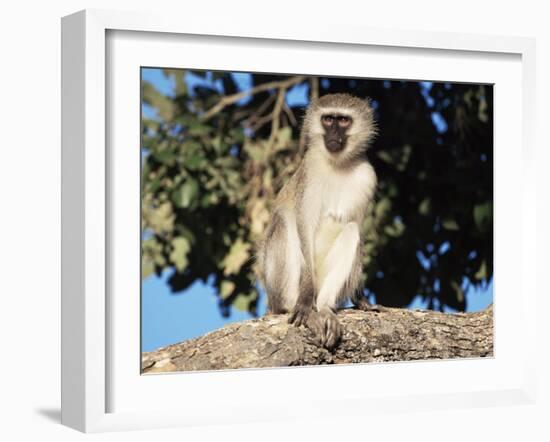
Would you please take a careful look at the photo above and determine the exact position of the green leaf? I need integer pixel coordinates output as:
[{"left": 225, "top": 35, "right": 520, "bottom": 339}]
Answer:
[
  {"left": 221, "top": 238, "right": 251, "bottom": 276},
  {"left": 451, "top": 280, "right": 464, "bottom": 303},
  {"left": 201, "top": 192, "right": 219, "bottom": 207},
  {"left": 418, "top": 198, "right": 431, "bottom": 215},
  {"left": 188, "top": 123, "right": 211, "bottom": 137},
  {"left": 473, "top": 202, "right": 492, "bottom": 231},
  {"left": 169, "top": 237, "right": 191, "bottom": 272},
  {"left": 375, "top": 197, "right": 392, "bottom": 220},
  {"left": 141, "top": 81, "right": 175, "bottom": 121},
  {"left": 396, "top": 144, "right": 412, "bottom": 171},
  {"left": 233, "top": 293, "right": 251, "bottom": 312},
  {"left": 243, "top": 140, "right": 267, "bottom": 163},
  {"left": 163, "top": 69, "right": 187, "bottom": 96},
  {"left": 177, "top": 224, "right": 197, "bottom": 246},
  {"left": 147, "top": 202, "right": 174, "bottom": 233},
  {"left": 154, "top": 149, "right": 176, "bottom": 165},
  {"left": 384, "top": 219, "right": 406, "bottom": 237},
  {"left": 475, "top": 260, "right": 487, "bottom": 281},
  {"left": 142, "top": 257, "right": 155, "bottom": 279},
  {"left": 477, "top": 86, "right": 489, "bottom": 123},
  {"left": 442, "top": 217, "right": 459, "bottom": 230},
  {"left": 172, "top": 178, "right": 199, "bottom": 208},
  {"left": 275, "top": 127, "right": 292, "bottom": 150},
  {"left": 376, "top": 151, "right": 394, "bottom": 164},
  {"left": 184, "top": 154, "right": 206, "bottom": 171},
  {"left": 220, "top": 280, "right": 236, "bottom": 299},
  {"left": 142, "top": 237, "right": 166, "bottom": 279}
]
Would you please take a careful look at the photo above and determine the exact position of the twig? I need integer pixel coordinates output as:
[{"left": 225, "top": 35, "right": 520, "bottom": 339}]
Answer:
[
  {"left": 246, "top": 93, "right": 297, "bottom": 132},
  {"left": 282, "top": 101, "right": 297, "bottom": 126},
  {"left": 202, "top": 76, "right": 305, "bottom": 122},
  {"left": 266, "top": 87, "right": 287, "bottom": 150},
  {"left": 310, "top": 77, "right": 319, "bottom": 101},
  {"left": 249, "top": 112, "right": 277, "bottom": 132},
  {"left": 249, "top": 93, "right": 277, "bottom": 122},
  {"left": 244, "top": 93, "right": 277, "bottom": 131}
]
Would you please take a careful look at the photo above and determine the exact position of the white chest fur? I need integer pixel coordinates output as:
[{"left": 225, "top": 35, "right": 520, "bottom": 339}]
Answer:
[{"left": 311, "top": 160, "right": 376, "bottom": 222}]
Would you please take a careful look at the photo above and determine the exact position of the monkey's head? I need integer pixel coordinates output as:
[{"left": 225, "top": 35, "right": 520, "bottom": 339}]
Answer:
[{"left": 303, "top": 93, "right": 376, "bottom": 164}]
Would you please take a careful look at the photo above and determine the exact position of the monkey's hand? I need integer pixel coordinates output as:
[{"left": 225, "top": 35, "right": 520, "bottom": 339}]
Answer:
[{"left": 288, "top": 302, "right": 314, "bottom": 327}]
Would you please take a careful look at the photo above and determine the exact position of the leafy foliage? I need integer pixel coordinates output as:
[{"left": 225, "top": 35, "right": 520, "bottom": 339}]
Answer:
[{"left": 141, "top": 69, "right": 493, "bottom": 315}]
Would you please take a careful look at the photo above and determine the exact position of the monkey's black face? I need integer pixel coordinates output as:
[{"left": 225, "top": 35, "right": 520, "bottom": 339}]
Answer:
[{"left": 321, "top": 114, "right": 352, "bottom": 153}]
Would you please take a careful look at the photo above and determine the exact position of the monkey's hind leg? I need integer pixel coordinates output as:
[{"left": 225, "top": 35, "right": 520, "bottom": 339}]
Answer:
[{"left": 315, "top": 222, "right": 361, "bottom": 349}]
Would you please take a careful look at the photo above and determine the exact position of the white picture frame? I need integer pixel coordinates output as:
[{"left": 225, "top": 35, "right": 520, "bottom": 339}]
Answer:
[{"left": 61, "top": 9, "right": 537, "bottom": 433}]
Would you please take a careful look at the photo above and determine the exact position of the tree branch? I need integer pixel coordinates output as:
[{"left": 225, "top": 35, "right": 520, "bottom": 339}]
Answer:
[
  {"left": 201, "top": 76, "right": 305, "bottom": 122},
  {"left": 282, "top": 101, "right": 298, "bottom": 127},
  {"left": 265, "top": 86, "right": 286, "bottom": 150},
  {"left": 142, "top": 305, "right": 493, "bottom": 373},
  {"left": 244, "top": 93, "right": 277, "bottom": 131}
]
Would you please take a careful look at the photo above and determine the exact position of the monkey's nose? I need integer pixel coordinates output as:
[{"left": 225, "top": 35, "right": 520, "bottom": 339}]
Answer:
[{"left": 326, "top": 139, "right": 344, "bottom": 152}]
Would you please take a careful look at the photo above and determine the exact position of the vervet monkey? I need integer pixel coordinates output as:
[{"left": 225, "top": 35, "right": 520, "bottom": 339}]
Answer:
[{"left": 258, "top": 93, "right": 380, "bottom": 349}]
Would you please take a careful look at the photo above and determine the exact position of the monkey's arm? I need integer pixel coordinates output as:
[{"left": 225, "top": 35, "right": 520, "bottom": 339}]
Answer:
[
  {"left": 288, "top": 259, "right": 315, "bottom": 326},
  {"left": 288, "top": 210, "right": 318, "bottom": 327}
]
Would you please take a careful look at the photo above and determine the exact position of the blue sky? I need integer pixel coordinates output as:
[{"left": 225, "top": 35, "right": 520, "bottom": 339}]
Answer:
[
  {"left": 142, "top": 272, "right": 267, "bottom": 352},
  {"left": 140, "top": 68, "right": 493, "bottom": 353}
]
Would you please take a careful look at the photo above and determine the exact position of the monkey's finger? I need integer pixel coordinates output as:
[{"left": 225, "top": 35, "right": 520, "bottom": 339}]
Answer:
[
  {"left": 288, "top": 308, "right": 300, "bottom": 324},
  {"left": 306, "top": 314, "right": 323, "bottom": 338},
  {"left": 288, "top": 311, "right": 297, "bottom": 324},
  {"left": 324, "top": 317, "right": 342, "bottom": 349},
  {"left": 306, "top": 323, "right": 323, "bottom": 346},
  {"left": 321, "top": 317, "right": 330, "bottom": 347},
  {"left": 296, "top": 310, "right": 308, "bottom": 327},
  {"left": 323, "top": 329, "right": 332, "bottom": 348},
  {"left": 325, "top": 327, "right": 338, "bottom": 349},
  {"left": 289, "top": 309, "right": 308, "bottom": 327},
  {"left": 289, "top": 315, "right": 300, "bottom": 326}
]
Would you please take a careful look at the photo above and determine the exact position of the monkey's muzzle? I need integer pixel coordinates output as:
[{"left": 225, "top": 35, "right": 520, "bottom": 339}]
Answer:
[{"left": 325, "top": 136, "right": 346, "bottom": 153}]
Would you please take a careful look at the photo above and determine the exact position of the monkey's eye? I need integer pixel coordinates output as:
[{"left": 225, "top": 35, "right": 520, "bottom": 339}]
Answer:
[
  {"left": 337, "top": 116, "right": 352, "bottom": 128},
  {"left": 321, "top": 115, "right": 334, "bottom": 126}
]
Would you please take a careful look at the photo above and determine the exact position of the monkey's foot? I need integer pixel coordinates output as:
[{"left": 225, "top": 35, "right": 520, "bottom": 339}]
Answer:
[
  {"left": 303, "top": 313, "right": 325, "bottom": 347},
  {"left": 353, "top": 297, "right": 389, "bottom": 313},
  {"left": 289, "top": 305, "right": 342, "bottom": 349},
  {"left": 319, "top": 308, "right": 342, "bottom": 350}
]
